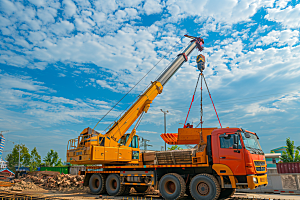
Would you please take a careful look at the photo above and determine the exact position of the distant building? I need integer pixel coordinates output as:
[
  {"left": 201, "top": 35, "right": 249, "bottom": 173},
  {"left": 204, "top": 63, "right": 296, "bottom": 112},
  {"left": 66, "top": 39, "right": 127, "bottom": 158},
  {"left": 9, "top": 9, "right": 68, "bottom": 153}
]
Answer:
[
  {"left": 265, "top": 146, "right": 298, "bottom": 168},
  {"left": 0, "top": 158, "right": 7, "bottom": 169},
  {"left": 0, "top": 168, "right": 14, "bottom": 176},
  {"left": 265, "top": 153, "right": 281, "bottom": 168},
  {"left": 15, "top": 166, "right": 30, "bottom": 172},
  {"left": 271, "top": 146, "right": 297, "bottom": 154},
  {"left": 0, "top": 134, "right": 5, "bottom": 160}
]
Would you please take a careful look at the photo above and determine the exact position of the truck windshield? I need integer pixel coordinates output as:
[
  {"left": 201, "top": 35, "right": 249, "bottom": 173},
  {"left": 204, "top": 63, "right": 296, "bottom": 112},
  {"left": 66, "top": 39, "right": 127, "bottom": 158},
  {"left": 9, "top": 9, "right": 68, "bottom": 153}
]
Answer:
[{"left": 241, "top": 132, "right": 263, "bottom": 154}]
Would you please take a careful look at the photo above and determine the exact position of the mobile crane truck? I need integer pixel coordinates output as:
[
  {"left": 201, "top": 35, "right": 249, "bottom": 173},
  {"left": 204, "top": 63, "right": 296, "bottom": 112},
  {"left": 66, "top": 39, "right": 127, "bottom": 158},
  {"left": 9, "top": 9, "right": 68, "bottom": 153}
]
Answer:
[{"left": 67, "top": 35, "right": 268, "bottom": 200}]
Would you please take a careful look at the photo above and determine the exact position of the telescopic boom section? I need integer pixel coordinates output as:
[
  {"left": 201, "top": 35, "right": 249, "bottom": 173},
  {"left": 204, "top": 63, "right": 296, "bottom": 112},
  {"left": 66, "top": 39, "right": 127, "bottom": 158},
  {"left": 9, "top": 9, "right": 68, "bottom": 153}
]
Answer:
[
  {"left": 104, "top": 36, "right": 204, "bottom": 143},
  {"left": 157, "top": 37, "right": 203, "bottom": 86}
]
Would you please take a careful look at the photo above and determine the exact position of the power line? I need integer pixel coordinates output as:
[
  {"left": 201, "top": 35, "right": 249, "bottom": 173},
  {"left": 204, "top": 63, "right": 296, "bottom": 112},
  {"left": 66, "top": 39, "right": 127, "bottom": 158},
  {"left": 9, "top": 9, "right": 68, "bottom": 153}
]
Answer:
[
  {"left": 94, "top": 35, "right": 186, "bottom": 131},
  {"left": 99, "top": 37, "right": 187, "bottom": 134}
]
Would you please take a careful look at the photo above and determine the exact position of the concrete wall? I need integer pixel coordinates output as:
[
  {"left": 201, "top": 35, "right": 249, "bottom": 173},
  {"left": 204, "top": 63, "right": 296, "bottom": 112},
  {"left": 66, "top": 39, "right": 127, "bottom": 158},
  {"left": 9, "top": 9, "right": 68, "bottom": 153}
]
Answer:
[
  {"left": 237, "top": 168, "right": 300, "bottom": 194},
  {"left": 281, "top": 174, "right": 300, "bottom": 190}
]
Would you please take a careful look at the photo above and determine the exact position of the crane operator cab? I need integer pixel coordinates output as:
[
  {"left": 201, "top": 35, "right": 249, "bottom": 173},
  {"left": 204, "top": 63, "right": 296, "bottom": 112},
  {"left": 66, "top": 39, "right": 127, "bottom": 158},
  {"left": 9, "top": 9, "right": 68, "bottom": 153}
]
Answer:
[
  {"left": 119, "top": 134, "right": 139, "bottom": 148},
  {"left": 119, "top": 134, "right": 140, "bottom": 160}
]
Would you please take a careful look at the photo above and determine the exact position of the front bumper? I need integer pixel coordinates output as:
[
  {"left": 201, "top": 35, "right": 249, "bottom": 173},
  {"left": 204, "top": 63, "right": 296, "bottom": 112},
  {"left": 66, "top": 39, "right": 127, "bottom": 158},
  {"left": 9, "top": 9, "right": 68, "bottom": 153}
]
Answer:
[{"left": 247, "top": 174, "right": 268, "bottom": 190}]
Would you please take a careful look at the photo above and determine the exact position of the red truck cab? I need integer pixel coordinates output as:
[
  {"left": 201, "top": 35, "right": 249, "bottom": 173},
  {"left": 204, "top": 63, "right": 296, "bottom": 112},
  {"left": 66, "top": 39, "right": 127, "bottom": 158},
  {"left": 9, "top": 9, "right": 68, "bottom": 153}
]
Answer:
[{"left": 211, "top": 128, "right": 267, "bottom": 189}]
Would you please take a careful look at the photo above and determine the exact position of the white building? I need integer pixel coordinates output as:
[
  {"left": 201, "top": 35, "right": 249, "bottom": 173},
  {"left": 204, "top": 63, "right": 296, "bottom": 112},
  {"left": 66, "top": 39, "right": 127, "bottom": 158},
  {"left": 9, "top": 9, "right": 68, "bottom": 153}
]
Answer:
[{"left": 0, "top": 158, "right": 7, "bottom": 169}]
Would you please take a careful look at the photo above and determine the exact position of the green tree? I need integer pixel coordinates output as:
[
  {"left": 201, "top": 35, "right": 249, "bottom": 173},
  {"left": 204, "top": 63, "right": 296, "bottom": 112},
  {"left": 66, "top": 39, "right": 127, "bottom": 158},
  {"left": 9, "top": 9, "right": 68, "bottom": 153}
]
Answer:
[
  {"left": 167, "top": 145, "right": 183, "bottom": 151},
  {"left": 43, "top": 149, "right": 63, "bottom": 166},
  {"left": 281, "top": 137, "right": 300, "bottom": 163},
  {"left": 30, "top": 147, "right": 41, "bottom": 171},
  {"left": 6, "top": 144, "right": 31, "bottom": 172}
]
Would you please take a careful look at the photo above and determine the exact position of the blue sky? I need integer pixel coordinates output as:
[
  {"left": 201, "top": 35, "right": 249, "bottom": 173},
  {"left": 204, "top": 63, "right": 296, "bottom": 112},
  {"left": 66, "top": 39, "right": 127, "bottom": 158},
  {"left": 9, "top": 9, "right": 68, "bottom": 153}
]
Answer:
[{"left": 1, "top": 0, "right": 300, "bottom": 161}]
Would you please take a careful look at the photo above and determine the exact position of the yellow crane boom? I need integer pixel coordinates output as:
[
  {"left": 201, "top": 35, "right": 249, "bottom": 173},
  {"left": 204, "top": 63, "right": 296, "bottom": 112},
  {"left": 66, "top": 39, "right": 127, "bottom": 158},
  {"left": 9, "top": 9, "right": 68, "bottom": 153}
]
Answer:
[{"left": 67, "top": 35, "right": 204, "bottom": 165}]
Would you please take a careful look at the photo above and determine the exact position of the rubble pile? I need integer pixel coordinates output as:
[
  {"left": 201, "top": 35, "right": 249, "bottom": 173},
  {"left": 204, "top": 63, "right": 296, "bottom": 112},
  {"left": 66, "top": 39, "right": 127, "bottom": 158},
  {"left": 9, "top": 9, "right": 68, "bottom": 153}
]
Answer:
[{"left": 12, "top": 171, "right": 84, "bottom": 191}]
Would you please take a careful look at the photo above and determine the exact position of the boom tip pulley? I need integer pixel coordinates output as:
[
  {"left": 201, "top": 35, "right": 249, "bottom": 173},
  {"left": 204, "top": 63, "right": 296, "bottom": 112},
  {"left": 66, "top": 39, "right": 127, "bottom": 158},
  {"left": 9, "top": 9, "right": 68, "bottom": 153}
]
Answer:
[{"left": 184, "top": 34, "right": 205, "bottom": 51}]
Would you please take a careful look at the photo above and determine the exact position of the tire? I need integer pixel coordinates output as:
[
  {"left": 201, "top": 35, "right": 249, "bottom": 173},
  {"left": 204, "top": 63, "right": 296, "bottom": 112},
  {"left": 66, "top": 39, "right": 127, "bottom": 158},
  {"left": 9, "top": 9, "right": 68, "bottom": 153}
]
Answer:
[
  {"left": 159, "top": 173, "right": 186, "bottom": 200},
  {"left": 105, "top": 174, "right": 125, "bottom": 196},
  {"left": 218, "top": 188, "right": 236, "bottom": 199},
  {"left": 134, "top": 185, "right": 149, "bottom": 193},
  {"left": 189, "top": 174, "right": 221, "bottom": 200},
  {"left": 89, "top": 173, "right": 106, "bottom": 194}
]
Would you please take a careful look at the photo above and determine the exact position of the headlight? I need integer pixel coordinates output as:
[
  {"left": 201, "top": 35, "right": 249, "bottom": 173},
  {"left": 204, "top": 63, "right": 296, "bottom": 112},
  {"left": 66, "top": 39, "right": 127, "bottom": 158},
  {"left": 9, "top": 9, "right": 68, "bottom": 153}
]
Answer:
[{"left": 253, "top": 177, "right": 258, "bottom": 183}]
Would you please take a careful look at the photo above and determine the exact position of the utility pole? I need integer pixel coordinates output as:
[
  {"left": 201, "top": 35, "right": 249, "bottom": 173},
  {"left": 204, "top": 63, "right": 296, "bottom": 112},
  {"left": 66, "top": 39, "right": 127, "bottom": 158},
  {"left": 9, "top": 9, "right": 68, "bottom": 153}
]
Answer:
[
  {"left": 18, "top": 140, "right": 20, "bottom": 171},
  {"left": 141, "top": 138, "right": 152, "bottom": 151},
  {"left": 160, "top": 109, "right": 169, "bottom": 151}
]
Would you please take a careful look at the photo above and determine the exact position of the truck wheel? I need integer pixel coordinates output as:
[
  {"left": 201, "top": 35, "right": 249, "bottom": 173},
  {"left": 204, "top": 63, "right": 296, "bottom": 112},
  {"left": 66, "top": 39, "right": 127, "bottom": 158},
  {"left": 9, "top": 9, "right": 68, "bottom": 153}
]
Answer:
[
  {"left": 106, "top": 174, "right": 125, "bottom": 196},
  {"left": 89, "top": 174, "right": 106, "bottom": 194},
  {"left": 134, "top": 185, "right": 149, "bottom": 193},
  {"left": 218, "top": 188, "right": 236, "bottom": 199},
  {"left": 159, "top": 173, "right": 186, "bottom": 200},
  {"left": 189, "top": 174, "right": 220, "bottom": 200}
]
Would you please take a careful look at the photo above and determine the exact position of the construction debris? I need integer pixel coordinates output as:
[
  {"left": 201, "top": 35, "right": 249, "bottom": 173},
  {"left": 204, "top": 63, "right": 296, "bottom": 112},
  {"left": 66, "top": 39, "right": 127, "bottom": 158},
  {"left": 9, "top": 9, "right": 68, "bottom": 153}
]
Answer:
[{"left": 0, "top": 171, "right": 85, "bottom": 192}]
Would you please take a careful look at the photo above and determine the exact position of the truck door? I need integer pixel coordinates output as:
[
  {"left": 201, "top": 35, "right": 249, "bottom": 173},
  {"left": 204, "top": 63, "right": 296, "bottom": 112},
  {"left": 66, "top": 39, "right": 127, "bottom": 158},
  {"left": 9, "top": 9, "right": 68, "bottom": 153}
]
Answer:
[{"left": 218, "top": 133, "right": 246, "bottom": 175}]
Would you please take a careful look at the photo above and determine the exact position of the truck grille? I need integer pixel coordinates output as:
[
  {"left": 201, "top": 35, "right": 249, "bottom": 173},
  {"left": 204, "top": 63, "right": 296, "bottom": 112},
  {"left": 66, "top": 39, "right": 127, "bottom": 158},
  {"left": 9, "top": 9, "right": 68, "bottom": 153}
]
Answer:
[
  {"left": 260, "top": 177, "right": 267, "bottom": 182},
  {"left": 254, "top": 161, "right": 266, "bottom": 172}
]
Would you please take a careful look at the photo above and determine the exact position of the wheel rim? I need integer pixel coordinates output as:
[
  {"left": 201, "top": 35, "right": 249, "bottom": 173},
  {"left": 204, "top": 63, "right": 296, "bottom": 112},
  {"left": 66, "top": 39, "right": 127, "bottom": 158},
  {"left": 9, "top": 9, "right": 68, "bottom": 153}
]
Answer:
[
  {"left": 95, "top": 179, "right": 99, "bottom": 188},
  {"left": 164, "top": 180, "right": 176, "bottom": 194},
  {"left": 111, "top": 179, "right": 117, "bottom": 190},
  {"left": 91, "top": 177, "right": 100, "bottom": 190},
  {"left": 197, "top": 182, "right": 210, "bottom": 196}
]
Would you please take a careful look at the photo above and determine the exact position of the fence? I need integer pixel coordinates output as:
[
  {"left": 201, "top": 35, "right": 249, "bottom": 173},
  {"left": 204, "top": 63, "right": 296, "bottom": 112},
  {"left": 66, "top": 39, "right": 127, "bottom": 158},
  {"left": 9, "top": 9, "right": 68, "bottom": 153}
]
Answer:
[
  {"left": 276, "top": 162, "right": 300, "bottom": 173},
  {"left": 39, "top": 166, "right": 69, "bottom": 174}
]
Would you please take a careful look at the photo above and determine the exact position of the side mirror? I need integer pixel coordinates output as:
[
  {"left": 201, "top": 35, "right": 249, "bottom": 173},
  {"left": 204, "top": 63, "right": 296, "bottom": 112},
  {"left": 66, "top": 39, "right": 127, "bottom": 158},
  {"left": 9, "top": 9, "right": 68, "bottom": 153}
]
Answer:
[
  {"left": 233, "top": 134, "right": 239, "bottom": 144},
  {"left": 233, "top": 134, "right": 239, "bottom": 149}
]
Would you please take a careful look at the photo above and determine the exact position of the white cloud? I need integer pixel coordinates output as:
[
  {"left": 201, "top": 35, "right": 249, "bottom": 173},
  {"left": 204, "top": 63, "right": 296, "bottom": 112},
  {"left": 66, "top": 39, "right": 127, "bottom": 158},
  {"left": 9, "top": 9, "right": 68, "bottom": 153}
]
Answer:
[
  {"left": 28, "top": 0, "right": 45, "bottom": 7},
  {"left": 93, "top": 0, "right": 118, "bottom": 13},
  {"left": 273, "top": 92, "right": 300, "bottom": 106},
  {"left": 0, "top": 74, "right": 51, "bottom": 92},
  {"left": 143, "top": 0, "right": 163, "bottom": 15},
  {"left": 0, "top": 27, "right": 11, "bottom": 35},
  {"left": 266, "top": 4, "right": 300, "bottom": 28},
  {"left": 0, "top": 16, "right": 12, "bottom": 27},
  {"left": 92, "top": 12, "right": 107, "bottom": 24},
  {"left": 0, "top": 53, "right": 30, "bottom": 66},
  {"left": 244, "top": 103, "right": 285, "bottom": 117},
  {"left": 275, "top": 0, "right": 290, "bottom": 8},
  {"left": 28, "top": 31, "right": 47, "bottom": 43},
  {"left": 49, "top": 20, "right": 75, "bottom": 35},
  {"left": 96, "top": 80, "right": 116, "bottom": 92},
  {"left": 137, "top": 130, "right": 158, "bottom": 134},
  {"left": 256, "top": 30, "right": 299, "bottom": 46},
  {"left": 37, "top": 7, "right": 57, "bottom": 24},
  {"left": 0, "top": 0, "right": 17, "bottom": 15},
  {"left": 166, "top": 0, "right": 274, "bottom": 25},
  {"left": 74, "top": 18, "right": 91, "bottom": 31},
  {"left": 63, "top": 0, "right": 77, "bottom": 18}
]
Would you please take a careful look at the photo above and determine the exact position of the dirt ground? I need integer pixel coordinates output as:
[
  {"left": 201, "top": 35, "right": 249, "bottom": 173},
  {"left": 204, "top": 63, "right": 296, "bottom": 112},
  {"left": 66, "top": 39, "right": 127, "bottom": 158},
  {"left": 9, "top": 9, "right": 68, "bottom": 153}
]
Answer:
[
  {"left": 1, "top": 188, "right": 300, "bottom": 200},
  {"left": 1, "top": 172, "right": 300, "bottom": 200}
]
